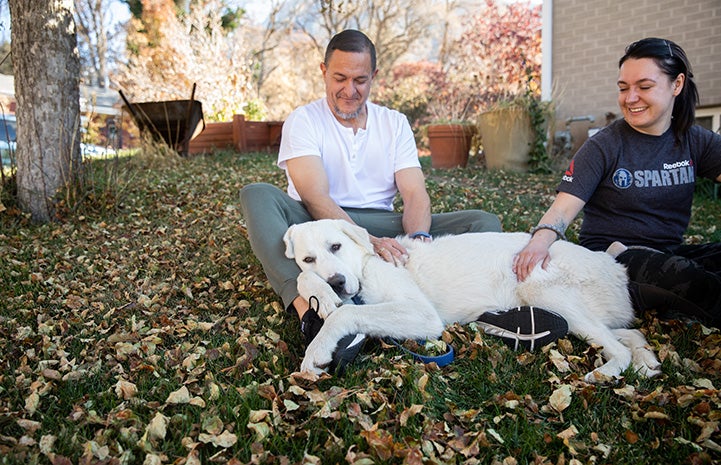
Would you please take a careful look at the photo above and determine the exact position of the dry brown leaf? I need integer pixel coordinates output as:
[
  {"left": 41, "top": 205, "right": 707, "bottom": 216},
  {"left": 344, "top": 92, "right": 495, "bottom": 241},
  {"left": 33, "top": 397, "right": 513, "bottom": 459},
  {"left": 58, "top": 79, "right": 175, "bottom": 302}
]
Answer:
[
  {"left": 549, "top": 385, "right": 573, "bottom": 413},
  {"left": 202, "top": 415, "right": 224, "bottom": 435},
  {"left": 39, "top": 434, "right": 56, "bottom": 456},
  {"left": 24, "top": 392, "right": 40, "bottom": 416},
  {"left": 624, "top": 429, "right": 639, "bottom": 444},
  {"left": 613, "top": 385, "right": 636, "bottom": 400},
  {"left": 144, "top": 412, "right": 169, "bottom": 442},
  {"left": 643, "top": 411, "right": 669, "bottom": 420},
  {"left": 115, "top": 380, "right": 138, "bottom": 400},
  {"left": 399, "top": 404, "right": 424, "bottom": 427},
  {"left": 166, "top": 385, "right": 190, "bottom": 404},
  {"left": 185, "top": 449, "right": 202, "bottom": 465},
  {"left": 189, "top": 397, "right": 206, "bottom": 407},
  {"left": 556, "top": 424, "right": 579, "bottom": 440},
  {"left": 16, "top": 418, "right": 41, "bottom": 433},
  {"left": 198, "top": 430, "right": 238, "bottom": 448},
  {"left": 548, "top": 349, "right": 571, "bottom": 373},
  {"left": 248, "top": 409, "right": 271, "bottom": 422},
  {"left": 247, "top": 422, "right": 271, "bottom": 441}
]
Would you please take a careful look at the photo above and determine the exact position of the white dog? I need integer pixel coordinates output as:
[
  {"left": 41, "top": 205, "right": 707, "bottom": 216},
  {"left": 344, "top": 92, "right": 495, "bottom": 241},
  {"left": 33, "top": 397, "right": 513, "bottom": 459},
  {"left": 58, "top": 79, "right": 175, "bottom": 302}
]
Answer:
[{"left": 283, "top": 219, "right": 661, "bottom": 382}]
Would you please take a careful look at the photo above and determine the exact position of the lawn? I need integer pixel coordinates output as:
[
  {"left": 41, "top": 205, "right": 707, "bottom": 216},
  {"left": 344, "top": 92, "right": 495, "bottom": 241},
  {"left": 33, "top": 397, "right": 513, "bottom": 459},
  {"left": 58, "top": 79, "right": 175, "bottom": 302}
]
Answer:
[{"left": 1, "top": 150, "right": 720, "bottom": 464}]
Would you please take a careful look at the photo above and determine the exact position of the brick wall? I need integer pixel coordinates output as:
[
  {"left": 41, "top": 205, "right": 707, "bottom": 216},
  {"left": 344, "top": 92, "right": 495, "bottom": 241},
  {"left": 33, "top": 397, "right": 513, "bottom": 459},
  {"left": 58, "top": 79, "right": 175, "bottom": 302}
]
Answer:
[{"left": 551, "top": 0, "right": 721, "bottom": 134}]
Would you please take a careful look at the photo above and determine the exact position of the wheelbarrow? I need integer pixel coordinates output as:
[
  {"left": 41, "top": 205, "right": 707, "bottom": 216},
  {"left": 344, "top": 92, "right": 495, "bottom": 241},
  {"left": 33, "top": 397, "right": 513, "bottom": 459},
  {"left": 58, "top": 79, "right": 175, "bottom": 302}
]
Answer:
[{"left": 119, "top": 83, "right": 205, "bottom": 156}]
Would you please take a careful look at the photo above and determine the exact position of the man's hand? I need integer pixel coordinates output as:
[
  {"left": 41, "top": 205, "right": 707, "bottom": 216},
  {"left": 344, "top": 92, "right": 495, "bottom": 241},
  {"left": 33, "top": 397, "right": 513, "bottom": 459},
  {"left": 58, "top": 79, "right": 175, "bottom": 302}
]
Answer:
[{"left": 370, "top": 235, "right": 408, "bottom": 266}]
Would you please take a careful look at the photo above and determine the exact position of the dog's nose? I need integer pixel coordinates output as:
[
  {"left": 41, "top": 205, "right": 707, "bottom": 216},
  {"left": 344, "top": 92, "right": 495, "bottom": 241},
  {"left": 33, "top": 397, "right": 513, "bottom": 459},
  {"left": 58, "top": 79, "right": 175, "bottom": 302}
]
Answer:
[{"left": 327, "top": 274, "right": 346, "bottom": 294}]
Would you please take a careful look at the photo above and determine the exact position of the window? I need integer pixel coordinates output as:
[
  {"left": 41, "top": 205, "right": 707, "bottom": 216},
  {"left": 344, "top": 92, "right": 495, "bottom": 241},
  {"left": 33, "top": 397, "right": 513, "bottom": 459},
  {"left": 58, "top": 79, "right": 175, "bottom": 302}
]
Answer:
[{"left": 696, "top": 106, "right": 721, "bottom": 133}]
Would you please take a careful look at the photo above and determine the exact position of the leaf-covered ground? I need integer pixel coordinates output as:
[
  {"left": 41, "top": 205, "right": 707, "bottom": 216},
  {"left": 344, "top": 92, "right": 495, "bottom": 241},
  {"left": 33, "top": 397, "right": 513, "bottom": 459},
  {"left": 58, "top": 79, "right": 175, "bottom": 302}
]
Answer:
[{"left": 1, "top": 151, "right": 720, "bottom": 464}]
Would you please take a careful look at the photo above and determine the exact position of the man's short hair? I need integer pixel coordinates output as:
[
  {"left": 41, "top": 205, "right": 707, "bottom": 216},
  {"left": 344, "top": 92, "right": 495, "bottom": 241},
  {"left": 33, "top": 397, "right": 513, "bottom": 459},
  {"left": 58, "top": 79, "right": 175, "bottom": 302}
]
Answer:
[{"left": 324, "top": 29, "right": 377, "bottom": 72}]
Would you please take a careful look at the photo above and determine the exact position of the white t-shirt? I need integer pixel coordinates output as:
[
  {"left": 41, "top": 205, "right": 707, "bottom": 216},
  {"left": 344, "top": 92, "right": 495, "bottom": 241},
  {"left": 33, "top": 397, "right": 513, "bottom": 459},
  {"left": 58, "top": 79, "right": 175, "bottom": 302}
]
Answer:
[{"left": 277, "top": 98, "right": 420, "bottom": 211}]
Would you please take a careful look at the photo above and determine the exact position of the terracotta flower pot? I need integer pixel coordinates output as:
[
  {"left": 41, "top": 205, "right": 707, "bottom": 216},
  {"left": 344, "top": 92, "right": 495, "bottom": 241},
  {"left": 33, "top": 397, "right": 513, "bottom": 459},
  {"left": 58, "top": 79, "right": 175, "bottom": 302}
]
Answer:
[{"left": 427, "top": 123, "right": 475, "bottom": 169}]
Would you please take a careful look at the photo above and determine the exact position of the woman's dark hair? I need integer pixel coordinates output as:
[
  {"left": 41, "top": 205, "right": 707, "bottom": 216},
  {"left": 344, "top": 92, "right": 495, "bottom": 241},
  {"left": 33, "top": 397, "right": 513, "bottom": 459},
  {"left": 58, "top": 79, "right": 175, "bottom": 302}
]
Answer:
[
  {"left": 619, "top": 37, "right": 699, "bottom": 141},
  {"left": 324, "top": 29, "right": 377, "bottom": 72}
]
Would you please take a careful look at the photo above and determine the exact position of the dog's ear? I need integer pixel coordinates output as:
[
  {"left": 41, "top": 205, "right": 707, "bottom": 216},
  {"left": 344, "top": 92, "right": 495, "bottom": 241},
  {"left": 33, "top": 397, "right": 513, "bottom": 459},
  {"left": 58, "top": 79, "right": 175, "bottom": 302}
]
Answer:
[
  {"left": 337, "top": 220, "right": 374, "bottom": 254},
  {"left": 283, "top": 225, "right": 296, "bottom": 259}
]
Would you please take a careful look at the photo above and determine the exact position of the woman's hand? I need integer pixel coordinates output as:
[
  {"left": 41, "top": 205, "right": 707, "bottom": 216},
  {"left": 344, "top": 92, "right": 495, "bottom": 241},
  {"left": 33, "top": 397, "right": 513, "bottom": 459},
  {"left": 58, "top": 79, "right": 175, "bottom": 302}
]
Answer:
[
  {"left": 513, "top": 229, "right": 556, "bottom": 282},
  {"left": 514, "top": 192, "right": 586, "bottom": 281}
]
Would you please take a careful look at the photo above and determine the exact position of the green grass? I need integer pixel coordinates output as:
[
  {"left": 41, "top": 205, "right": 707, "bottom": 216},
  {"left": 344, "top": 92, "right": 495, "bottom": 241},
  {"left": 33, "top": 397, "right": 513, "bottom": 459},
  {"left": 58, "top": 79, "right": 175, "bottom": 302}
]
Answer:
[{"left": 0, "top": 151, "right": 720, "bottom": 464}]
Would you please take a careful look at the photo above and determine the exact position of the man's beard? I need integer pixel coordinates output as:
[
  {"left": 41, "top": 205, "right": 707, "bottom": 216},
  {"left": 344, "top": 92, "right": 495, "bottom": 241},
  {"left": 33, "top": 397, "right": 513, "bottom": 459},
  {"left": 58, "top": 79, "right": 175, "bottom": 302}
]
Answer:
[{"left": 334, "top": 103, "right": 363, "bottom": 121}]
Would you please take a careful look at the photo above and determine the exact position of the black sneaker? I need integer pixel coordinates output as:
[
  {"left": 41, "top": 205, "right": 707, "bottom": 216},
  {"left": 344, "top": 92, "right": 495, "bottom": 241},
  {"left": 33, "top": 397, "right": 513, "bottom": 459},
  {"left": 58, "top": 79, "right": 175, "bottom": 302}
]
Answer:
[
  {"left": 299, "top": 296, "right": 366, "bottom": 375},
  {"left": 476, "top": 305, "right": 568, "bottom": 351}
]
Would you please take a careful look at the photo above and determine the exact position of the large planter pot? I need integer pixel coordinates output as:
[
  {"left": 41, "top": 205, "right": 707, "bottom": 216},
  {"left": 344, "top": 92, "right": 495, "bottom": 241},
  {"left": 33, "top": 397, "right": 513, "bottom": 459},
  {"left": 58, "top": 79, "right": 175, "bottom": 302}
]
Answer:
[
  {"left": 478, "top": 107, "right": 532, "bottom": 172},
  {"left": 427, "top": 123, "right": 475, "bottom": 169}
]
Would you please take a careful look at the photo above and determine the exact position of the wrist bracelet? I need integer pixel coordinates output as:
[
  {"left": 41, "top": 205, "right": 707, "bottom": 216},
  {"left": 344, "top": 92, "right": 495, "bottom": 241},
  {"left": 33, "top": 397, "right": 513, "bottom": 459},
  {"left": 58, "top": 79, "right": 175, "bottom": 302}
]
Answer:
[
  {"left": 529, "top": 224, "right": 567, "bottom": 241},
  {"left": 410, "top": 231, "right": 432, "bottom": 240}
]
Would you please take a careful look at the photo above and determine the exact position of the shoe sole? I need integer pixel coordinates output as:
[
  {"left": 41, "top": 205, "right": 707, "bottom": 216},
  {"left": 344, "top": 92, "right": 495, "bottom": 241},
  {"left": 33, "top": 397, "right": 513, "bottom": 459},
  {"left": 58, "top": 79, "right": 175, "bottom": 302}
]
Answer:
[
  {"left": 328, "top": 333, "right": 366, "bottom": 376},
  {"left": 476, "top": 305, "right": 568, "bottom": 351}
]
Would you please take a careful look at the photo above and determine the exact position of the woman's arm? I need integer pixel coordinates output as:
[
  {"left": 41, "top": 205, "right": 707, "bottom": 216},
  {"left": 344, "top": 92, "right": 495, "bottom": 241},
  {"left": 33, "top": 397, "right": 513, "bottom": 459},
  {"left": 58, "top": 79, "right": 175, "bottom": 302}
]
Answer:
[{"left": 513, "top": 192, "right": 586, "bottom": 282}]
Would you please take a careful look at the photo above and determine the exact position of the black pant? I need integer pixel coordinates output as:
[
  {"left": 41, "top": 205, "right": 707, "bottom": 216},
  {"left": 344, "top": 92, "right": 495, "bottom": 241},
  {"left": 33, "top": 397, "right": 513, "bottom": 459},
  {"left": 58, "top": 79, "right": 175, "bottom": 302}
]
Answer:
[{"left": 615, "top": 243, "right": 721, "bottom": 327}]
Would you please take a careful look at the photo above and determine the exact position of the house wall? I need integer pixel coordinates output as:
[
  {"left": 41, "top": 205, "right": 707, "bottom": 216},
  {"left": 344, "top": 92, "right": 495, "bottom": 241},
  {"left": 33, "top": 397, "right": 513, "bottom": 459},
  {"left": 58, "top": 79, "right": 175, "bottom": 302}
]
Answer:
[{"left": 551, "top": 0, "right": 721, "bottom": 137}]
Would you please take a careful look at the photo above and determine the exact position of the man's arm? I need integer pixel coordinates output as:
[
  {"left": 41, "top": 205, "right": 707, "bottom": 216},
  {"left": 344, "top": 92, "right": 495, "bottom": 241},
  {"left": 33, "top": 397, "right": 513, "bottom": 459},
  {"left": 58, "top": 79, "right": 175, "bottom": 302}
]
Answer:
[
  {"left": 395, "top": 167, "right": 432, "bottom": 236},
  {"left": 286, "top": 155, "right": 353, "bottom": 222}
]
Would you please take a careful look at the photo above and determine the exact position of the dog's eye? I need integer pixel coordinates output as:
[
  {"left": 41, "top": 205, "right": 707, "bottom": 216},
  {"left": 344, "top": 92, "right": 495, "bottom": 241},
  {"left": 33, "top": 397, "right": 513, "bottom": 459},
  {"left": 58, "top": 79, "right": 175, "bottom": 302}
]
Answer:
[
  {"left": 303, "top": 257, "right": 315, "bottom": 263},
  {"left": 331, "top": 243, "right": 341, "bottom": 252}
]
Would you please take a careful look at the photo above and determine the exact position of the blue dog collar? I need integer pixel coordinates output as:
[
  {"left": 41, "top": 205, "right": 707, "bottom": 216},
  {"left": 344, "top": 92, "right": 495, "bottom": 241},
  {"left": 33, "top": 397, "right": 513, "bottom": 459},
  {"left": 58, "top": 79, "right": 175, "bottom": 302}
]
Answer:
[
  {"left": 384, "top": 337, "right": 455, "bottom": 367},
  {"left": 350, "top": 295, "right": 454, "bottom": 367}
]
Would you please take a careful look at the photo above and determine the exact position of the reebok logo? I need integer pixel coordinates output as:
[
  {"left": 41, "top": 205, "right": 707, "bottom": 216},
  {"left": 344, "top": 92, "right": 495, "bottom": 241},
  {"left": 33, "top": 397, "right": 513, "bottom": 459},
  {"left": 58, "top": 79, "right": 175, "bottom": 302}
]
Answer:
[
  {"left": 663, "top": 160, "right": 691, "bottom": 170},
  {"left": 562, "top": 160, "right": 574, "bottom": 183}
]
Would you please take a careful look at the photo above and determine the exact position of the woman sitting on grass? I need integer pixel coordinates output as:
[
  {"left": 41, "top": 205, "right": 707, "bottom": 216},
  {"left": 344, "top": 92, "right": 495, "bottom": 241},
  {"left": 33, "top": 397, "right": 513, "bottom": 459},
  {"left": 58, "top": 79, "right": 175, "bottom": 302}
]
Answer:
[{"left": 514, "top": 37, "right": 721, "bottom": 327}]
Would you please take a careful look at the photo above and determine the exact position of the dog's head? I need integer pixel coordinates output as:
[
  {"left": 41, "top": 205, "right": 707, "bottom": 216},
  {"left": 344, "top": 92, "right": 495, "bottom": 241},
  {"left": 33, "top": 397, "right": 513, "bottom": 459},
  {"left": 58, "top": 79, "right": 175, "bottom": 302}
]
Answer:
[{"left": 283, "top": 219, "right": 374, "bottom": 298}]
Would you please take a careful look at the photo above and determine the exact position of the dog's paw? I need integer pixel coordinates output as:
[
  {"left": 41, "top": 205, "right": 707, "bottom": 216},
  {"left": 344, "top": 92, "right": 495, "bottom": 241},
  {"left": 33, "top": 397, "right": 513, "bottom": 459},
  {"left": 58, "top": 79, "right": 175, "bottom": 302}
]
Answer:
[
  {"left": 300, "top": 350, "right": 333, "bottom": 375},
  {"left": 583, "top": 358, "right": 626, "bottom": 383},
  {"left": 300, "top": 357, "right": 329, "bottom": 376},
  {"left": 583, "top": 369, "right": 617, "bottom": 384},
  {"left": 297, "top": 272, "right": 342, "bottom": 318},
  {"left": 634, "top": 364, "right": 662, "bottom": 378},
  {"left": 300, "top": 338, "right": 335, "bottom": 375},
  {"left": 315, "top": 295, "right": 341, "bottom": 319},
  {"left": 631, "top": 347, "right": 662, "bottom": 378}
]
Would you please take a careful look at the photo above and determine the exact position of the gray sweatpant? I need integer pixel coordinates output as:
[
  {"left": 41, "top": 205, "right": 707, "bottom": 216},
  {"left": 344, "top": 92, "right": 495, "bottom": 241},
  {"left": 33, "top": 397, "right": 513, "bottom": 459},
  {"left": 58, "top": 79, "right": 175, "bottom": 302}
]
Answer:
[{"left": 239, "top": 182, "right": 502, "bottom": 312}]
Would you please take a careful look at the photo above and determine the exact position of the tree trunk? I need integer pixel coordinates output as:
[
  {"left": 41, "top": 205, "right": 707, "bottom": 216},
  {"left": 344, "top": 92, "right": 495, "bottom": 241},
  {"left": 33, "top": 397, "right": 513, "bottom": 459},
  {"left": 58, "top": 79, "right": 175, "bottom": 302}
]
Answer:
[{"left": 9, "top": 0, "right": 82, "bottom": 222}]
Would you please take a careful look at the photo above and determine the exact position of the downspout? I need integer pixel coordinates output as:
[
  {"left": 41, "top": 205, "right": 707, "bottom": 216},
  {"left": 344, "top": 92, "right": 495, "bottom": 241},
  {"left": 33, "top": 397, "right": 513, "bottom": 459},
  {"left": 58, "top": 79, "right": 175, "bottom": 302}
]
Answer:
[{"left": 541, "top": 0, "right": 553, "bottom": 102}]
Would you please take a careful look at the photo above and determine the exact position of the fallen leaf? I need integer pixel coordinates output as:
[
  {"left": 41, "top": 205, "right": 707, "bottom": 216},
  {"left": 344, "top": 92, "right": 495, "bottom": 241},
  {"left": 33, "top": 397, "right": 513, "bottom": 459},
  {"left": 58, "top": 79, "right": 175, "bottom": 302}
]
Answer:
[
  {"left": 145, "top": 412, "right": 169, "bottom": 441},
  {"left": 549, "top": 349, "right": 570, "bottom": 372},
  {"left": 694, "top": 378, "right": 716, "bottom": 390},
  {"left": 284, "top": 399, "right": 300, "bottom": 411},
  {"left": 189, "top": 396, "right": 206, "bottom": 407},
  {"left": 624, "top": 429, "right": 639, "bottom": 444},
  {"left": 185, "top": 449, "right": 202, "bottom": 465},
  {"left": 115, "top": 380, "right": 138, "bottom": 400},
  {"left": 399, "top": 404, "right": 423, "bottom": 427},
  {"left": 16, "top": 418, "right": 41, "bottom": 433},
  {"left": 643, "top": 411, "right": 669, "bottom": 420},
  {"left": 486, "top": 428, "right": 504, "bottom": 444},
  {"left": 613, "top": 385, "right": 636, "bottom": 400},
  {"left": 25, "top": 392, "right": 40, "bottom": 416},
  {"left": 202, "top": 415, "right": 224, "bottom": 435},
  {"left": 557, "top": 424, "right": 579, "bottom": 440},
  {"left": 247, "top": 422, "right": 271, "bottom": 441},
  {"left": 213, "top": 430, "right": 238, "bottom": 448},
  {"left": 166, "top": 386, "right": 191, "bottom": 404},
  {"left": 39, "top": 434, "right": 56, "bottom": 455},
  {"left": 549, "top": 385, "right": 573, "bottom": 413}
]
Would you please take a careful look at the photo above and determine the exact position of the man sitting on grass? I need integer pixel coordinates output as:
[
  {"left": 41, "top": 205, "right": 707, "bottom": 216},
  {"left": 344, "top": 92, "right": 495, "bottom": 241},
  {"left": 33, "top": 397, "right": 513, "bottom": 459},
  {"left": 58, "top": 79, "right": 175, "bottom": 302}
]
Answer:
[{"left": 239, "top": 29, "right": 567, "bottom": 374}]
